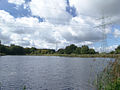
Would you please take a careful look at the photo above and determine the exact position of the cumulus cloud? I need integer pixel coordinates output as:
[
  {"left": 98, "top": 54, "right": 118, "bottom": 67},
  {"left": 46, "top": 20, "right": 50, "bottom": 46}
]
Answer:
[
  {"left": 29, "top": 0, "right": 72, "bottom": 24},
  {"left": 1, "top": 0, "right": 120, "bottom": 51},
  {"left": 69, "top": 0, "right": 120, "bottom": 16},
  {"left": 8, "top": 0, "right": 25, "bottom": 6},
  {"left": 58, "top": 17, "right": 103, "bottom": 43},
  {"left": 0, "top": 10, "right": 64, "bottom": 48},
  {"left": 114, "top": 29, "right": 120, "bottom": 38},
  {"left": 96, "top": 45, "right": 118, "bottom": 53},
  {"left": 0, "top": 9, "right": 106, "bottom": 49}
]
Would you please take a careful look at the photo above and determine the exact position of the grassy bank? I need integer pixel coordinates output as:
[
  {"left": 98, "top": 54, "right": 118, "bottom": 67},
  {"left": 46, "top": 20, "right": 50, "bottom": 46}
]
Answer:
[
  {"left": 29, "top": 54, "right": 120, "bottom": 58},
  {"left": 96, "top": 58, "right": 120, "bottom": 90},
  {"left": 0, "top": 53, "right": 5, "bottom": 56}
]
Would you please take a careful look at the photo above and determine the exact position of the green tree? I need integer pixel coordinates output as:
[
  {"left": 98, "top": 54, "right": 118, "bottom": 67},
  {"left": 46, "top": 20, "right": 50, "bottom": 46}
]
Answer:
[
  {"left": 110, "top": 51, "right": 115, "bottom": 54},
  {"left": 41, "top": 50, "right": 48, "bottom": 54},
  {"left": 57, "top": 49, "right": 65, "bottom": 54},
  {"left": 74, "top": 47, "right": 81, "bottom": 54},
  {"left": 24, "top": 48, "right": 31, "bottom": 54},
  {"left": 30, "top": 47, "right": 37, "bottom": 53},
  {"left": 81, "top": 45, "right": 89, "bottom": 54},
  {"left": 89, "top": 48, "right": 96, "bottom": 54},
  {"left": 47, "top": 49, "right": 55, "bottom": 54},
  {"left": 0, "top": 45, "right": 7, "bottom": 54},
  {"left": 65, "top": 44, "right": 77, "bottom": 54},
  {"left": 9, "top": 44, "right": 25, "bottom": 55},
  {"left": 115, "top": 45, "right": 120, "bottom": 54}
]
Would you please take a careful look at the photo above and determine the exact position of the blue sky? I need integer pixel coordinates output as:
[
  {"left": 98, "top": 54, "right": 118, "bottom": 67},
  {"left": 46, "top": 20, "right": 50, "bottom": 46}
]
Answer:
[
  {"left": 0, "top": 0, "right": 120, "bottom": 52},
  {"left": 0, "top": 0, "right": 76, "bottom": 21}
]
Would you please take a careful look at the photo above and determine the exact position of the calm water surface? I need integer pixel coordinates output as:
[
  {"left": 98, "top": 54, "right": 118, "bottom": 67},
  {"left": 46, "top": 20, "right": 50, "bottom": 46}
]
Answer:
[{"left": 0, "top": 56, "right": 114, "bottom": 90}]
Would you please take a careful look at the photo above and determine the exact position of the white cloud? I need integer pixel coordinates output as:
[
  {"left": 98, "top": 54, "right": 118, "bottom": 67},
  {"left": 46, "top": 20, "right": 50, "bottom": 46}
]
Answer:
[
  {"left": 69, "top": 0, "right": 95, "bottom": 16},
  {"left": 69, "top": 0, "right": 120, "bottom": 16},
  {"left": 96, "top": 45, "right": 118, "bottom": 53},
  {"left": 0, "top": 9, "right": 111, "bottom": 49},
  {"left": 29, "top": 0, "right": 72, "bottom": 24},
  {"left": 2, "top": 0, "right": 120, "bottom": 49},
  {"left": 59, "top": 16, "right": 104, "bottom": 43},
  {"left": 114, "top": 29, "right": 120, "bottom": 38},
  {"left": 0, "top": 10, "right": 14, "bottom": 23},
  {"left": 8, "top": 0, "right": 25, "bottom": 5}
]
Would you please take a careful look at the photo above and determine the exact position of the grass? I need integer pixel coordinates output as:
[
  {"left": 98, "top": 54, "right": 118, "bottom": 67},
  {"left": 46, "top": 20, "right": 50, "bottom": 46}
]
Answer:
[
  {"left": 29, "top": 53, "right": 120, "bottom": 58},
  {"left": 96, "top": 58, "right": 120, "bottom": 90},
  {"left": 0, "top": 53, "right": 5, "bottom": 56},
  {"left": 23, "top": 85, "right": 26, "bottom": 90}
]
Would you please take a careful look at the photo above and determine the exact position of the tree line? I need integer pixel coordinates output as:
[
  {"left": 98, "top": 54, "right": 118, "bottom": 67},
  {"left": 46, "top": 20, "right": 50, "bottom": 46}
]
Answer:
[
  {"left": 0, "top": 44, "right": 55, "bottom": 55},
  {"left": 1, "top": 41, "right": 120, "bottom": 55},
  {"left": 110, "top": 45, "right": 120, "bottom": 54},
  {"left": 57, "top": 44, "right": 98, "bottom": 54},
  {"left": 0, "top": 43, "right": 97, "bottom": 55}
]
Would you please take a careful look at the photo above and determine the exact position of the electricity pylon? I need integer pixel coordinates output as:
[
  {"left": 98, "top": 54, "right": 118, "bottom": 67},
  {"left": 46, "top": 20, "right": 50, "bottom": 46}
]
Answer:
[
  {"left": 53, "top": 30, "right": 60, "bottom": 51},
  {"left": 95, "top": 11, "right": 112, "bottom": 53}
]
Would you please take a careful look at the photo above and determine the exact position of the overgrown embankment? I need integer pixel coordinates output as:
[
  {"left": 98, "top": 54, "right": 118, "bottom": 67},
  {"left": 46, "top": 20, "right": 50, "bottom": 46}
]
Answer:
[
  {"left": 96, "top": 58, "right": 120, "bottom": 90},
  {"left": 29, "top": 54, "right": 120, "bottom": 58},
  {"left": 0, "top": 53, "right": 5, "bottom": 56}
]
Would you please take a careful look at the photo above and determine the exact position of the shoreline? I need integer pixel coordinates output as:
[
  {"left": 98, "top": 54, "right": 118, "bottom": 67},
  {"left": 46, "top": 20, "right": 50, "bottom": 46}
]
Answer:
[
  {"left": 26, "top": 54, "right": 120, "bottom": 58},
  {"left": 1, "top": 54, "right": 120, "bottom": 58}
]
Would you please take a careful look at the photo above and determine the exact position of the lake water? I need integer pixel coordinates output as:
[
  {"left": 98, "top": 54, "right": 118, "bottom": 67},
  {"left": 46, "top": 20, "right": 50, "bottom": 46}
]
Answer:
[{"left": 0, "top": 56, "right": 113, "bottom": 90}]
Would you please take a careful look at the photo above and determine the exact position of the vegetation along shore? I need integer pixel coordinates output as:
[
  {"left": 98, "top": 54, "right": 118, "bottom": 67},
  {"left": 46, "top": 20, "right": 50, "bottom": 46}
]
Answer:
[
  {"left": 1, "top": 41, "right": 120, "bottom": 58},
  {"left": 1, "top": 41, "right": 120, "bottom": 89}
]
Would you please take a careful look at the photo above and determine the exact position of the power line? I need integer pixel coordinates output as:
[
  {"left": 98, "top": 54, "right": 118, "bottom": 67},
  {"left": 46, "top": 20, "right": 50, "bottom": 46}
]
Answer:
[{"left": 95, "top": 10, "right": 112, "bottom": 52}]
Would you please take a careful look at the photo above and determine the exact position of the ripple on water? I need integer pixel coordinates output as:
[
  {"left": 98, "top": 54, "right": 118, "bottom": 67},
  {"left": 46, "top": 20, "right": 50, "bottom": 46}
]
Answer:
[{"left": 0, "top": 56, "right": 114, "bottom": 90}]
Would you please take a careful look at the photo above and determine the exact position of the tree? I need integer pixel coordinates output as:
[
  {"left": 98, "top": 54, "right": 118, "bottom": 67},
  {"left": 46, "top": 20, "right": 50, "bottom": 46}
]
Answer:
[
  {"left": 48, "top": 49, "right": 55, "bottom": 54},
  {"left": 89, "top": 49, "right": 96, "bottom": 54},
  {"left": 30, "top": 47, "right": 37, "bottom": 53},
  {"left": 9, "top": 44, "right": 25, "bottom": 55},
  {"left": 24, "top": 48, "right": 31, "bottom": 54},
  {"left": 41, "top": 50, "right": 48, "bottom": 54},
  {"left": 74, "top": 47, "right": 81, "bottom": 54},
  {"left": 0, "top": 45, "right": 7, "bottom": 54},
  {"left": 115, "top": 45, "right": 120, "bottom": 54},
  {"left": 57, "top": 49, "right": 65, "bottom": 54},
  {"left": 65, "top": 44, "right": 77, "bottom": 54},
  {"left": 81, "top": 45, "right": 89, "bottom": 54},
  {"left": 110, "top": 51, "right": 115, "bottom": 54}
]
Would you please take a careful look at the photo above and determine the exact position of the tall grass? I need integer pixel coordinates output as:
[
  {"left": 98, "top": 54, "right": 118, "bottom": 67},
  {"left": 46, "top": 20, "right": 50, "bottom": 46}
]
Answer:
[
  {"left": 0, "top": 53, "right": 5, "bottom": 56},
  {"left": 96, "top": 58, "right": 120, "bottom": 90},
  {"left": 23, "top": 85, "right": 26, "bottom": 90}
]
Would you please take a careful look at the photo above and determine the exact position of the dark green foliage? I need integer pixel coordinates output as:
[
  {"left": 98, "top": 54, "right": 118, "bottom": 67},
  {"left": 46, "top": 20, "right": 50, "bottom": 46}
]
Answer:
[
  {"left": 115, "top": 45, "right": 120, "bottom": 54},
  {"left": 110, "top": 51, "right": 115, "bottom": 54},
  {"left": 81, "top": 45, "right": 89, "bottom": 54},
  {"left": 23, "top": 85, "right": 26, "bottom": 90},
  {"left": 74, "top": 47, "right": 81, "bottom": 54},
  {"left": 57, "top": 44, "right": 97, "bottom": 55},
  {"left": 30, "top": 47, "right": 37, "bottom": 53},
  {"left": 110, "top": 45, "right": 120, "bottom": 54},
  {"left": 0, "top": 40, "right": 97, "bottom": 55},
  {"left": 9, "top": 44, "right": 25, "bottom": 55},
  {"left": 24, "top": 48, "right": 32, "bottom": 54},
  {"left": 33, "top": 49, "right": 55, "bottom": 54},
  {"left": 0, "top": 41, "right": 56, "bottom": 55},
  {"left": 64, "top": 44, "right": 77, "bottom": 54},
  {"left": 57, "top": 49, "right": 65, "bottom": 54},
  {"left": 0, "top": 45, "right": 8, "bottom": 54},
  {"left": 89, "top": 49, "right": 96, "bottom": 54}
]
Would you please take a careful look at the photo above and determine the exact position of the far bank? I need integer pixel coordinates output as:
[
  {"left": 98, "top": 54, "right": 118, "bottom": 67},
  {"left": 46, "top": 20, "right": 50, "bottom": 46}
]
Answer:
[{"left": 28, "top": 54, "right": 120, "bottom": 58}]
